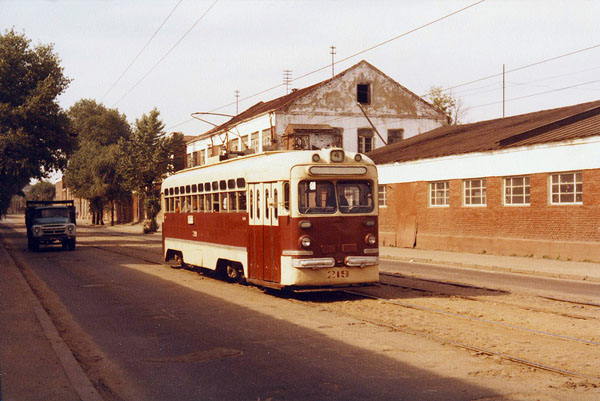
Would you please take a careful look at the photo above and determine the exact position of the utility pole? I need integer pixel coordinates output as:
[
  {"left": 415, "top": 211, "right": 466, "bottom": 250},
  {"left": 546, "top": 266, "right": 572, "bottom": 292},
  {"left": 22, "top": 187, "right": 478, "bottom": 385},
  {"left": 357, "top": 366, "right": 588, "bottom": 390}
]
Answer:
[
  {"left": 330, "top": 45, "right": 336, "bottom": 77},
  {"left": 502, "top": 64, "right": 506, "bottom": 118},
  {"left": 235, "top": 90, "right": 240, "bottom": 115},
  {"left": 283, "top": 69, "right": 292, "bottom": 94}
]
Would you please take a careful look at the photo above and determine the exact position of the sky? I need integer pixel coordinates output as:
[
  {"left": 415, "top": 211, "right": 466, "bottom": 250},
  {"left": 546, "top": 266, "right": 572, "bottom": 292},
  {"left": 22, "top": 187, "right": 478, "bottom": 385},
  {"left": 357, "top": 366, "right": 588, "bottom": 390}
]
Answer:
[{"left": 2, "top": 0, "right": 600, "bottom": 137}]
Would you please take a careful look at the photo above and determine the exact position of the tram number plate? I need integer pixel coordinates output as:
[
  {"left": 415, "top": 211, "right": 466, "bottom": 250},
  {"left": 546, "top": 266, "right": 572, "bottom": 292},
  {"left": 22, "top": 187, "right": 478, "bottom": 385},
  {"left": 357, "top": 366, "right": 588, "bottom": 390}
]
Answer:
[{"left": 327, "top": 270, "right": 349, "bottom": 279}]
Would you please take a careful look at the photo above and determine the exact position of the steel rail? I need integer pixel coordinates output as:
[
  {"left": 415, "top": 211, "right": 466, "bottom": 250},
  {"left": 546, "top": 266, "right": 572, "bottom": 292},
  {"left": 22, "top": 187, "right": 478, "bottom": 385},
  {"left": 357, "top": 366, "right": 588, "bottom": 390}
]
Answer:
[{"left": 343, "top": 290, "right": 600, "bottom": 381}]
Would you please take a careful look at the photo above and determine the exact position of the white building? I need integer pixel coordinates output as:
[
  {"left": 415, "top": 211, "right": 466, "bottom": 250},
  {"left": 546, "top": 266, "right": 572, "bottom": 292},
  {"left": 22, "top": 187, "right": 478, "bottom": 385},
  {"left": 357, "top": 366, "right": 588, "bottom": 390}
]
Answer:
[{"left": 185, "top": 60, "right": 447, "bottom": 167}]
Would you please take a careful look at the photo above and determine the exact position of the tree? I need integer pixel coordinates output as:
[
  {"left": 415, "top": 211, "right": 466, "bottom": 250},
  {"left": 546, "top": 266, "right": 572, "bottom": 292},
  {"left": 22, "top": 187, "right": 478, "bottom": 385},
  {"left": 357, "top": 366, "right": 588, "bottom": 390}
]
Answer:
[
  {"left": 426, "top": 86, "right": 467, "bottom": 125},
  {"left": 118, "top": 109, "right": 184, "bottom": 233},
  {"left": 26, "top": 181, "right": 56, "bottom": 201},
  {"left": 64, "top": 99, "right": 131, "bottom": 225},
  {"left": 0, "top": 29, "right": 74, "bottom": 216}
]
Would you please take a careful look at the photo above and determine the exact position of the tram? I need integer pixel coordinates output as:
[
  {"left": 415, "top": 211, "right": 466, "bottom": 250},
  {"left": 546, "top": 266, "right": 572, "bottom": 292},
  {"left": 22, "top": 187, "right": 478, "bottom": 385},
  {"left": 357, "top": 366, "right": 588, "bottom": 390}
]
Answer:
[{"left": 161, "top": 148, "right": 379, "bottom": 290}]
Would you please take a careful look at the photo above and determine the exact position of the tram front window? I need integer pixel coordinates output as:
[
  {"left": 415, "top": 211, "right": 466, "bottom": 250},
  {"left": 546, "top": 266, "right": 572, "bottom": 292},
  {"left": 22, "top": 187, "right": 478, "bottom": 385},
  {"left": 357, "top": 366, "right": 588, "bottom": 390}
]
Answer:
[
  {"left": 336, "top": 180, "right": 374, "bottom": 214},
  {"left": 298, "top": 180, "right": 375, "bottom": 214},
  {"left": 298, "top": 181, "right": 336, "bottom": 214}
]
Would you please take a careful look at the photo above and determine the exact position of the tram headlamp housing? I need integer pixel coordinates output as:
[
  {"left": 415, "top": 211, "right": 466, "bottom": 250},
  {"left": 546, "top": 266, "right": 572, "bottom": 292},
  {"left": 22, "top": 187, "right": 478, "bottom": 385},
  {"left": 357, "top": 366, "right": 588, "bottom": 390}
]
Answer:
[
  {"left": 365, "top": 234, "right": 377, "bottom": 245},
  {"left": 364, "top": 218, "right": 376, "bottom": 227},
  {"left": 299, "top": 220, "right": 312, "bottom": 229},
  {"left": 354, "top": 154, "right": 362, "bottom": 162},
  {"left": 300, "top": 236, "right": 312, "bottom": 248},
  {"left": 312, "top": 154, "right": 320, "bottom": 162}
]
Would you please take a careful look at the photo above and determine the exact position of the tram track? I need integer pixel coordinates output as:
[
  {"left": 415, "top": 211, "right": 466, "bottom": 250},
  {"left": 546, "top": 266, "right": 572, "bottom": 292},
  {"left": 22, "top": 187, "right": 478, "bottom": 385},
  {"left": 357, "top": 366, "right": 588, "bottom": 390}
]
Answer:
[
  {"left": 380, "top": 272, "right": 600, "bottom": 321},
  {"left": 338, "top": 287, "right": 600, "bottom": 382},
  {"left": 86, "top": 241, "right": 600, "bottom": 383}
]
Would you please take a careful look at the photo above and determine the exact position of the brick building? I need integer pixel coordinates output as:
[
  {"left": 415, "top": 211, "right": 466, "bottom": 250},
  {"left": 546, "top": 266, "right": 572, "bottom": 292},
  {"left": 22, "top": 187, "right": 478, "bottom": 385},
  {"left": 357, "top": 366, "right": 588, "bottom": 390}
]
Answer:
[{"left": 368, "top": 100, "right": 600, "bottom": 262}]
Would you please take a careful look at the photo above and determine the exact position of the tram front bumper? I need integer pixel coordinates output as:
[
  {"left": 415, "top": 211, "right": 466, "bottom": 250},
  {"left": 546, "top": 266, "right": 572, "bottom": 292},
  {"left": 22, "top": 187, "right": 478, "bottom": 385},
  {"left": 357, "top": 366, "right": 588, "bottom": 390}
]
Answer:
[{"left": 291, "top": 257, "right": 336, "bottom": 269}]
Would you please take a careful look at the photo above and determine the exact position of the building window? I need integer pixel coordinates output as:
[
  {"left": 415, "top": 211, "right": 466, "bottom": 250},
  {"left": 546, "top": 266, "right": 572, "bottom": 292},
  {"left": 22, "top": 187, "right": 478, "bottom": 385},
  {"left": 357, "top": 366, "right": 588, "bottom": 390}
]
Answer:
[
  {"left": 357, "top": 128, "right": 374, "bottom": 153},
  {"left": 430, "top": 181, "right": 450, "bottom": 206},
  {"left": 504, "top": 176, "right": 530, "bottom": 205},
  {"left": 262, "top": 128, "right": 272, "bottom": 148},
  {"left": 387, "top": 129, "right": 404, "bottom": 144},
  {"left": 199, "top": 149, "right": 206, "bottom": 166},
  {"left": 550, "top": 172, "right": 582, "bottom": 204},
  {"left": 464, "top": 178, "right": 486, "bottom": 206},
  {"left": 229, "top": 138, "right": 239, "bottom": 152},
  {"left": 357, "top": 84, "right": 370, "bottom": 104},
  {"left": 186, "top": 153, "right": 193, "bottom": 168},
  {"left": 378, "top": 185, "right": 387, "bottom": 207},
  {"left": 251, "top": 131, "right": 259, "bottom": 152}
]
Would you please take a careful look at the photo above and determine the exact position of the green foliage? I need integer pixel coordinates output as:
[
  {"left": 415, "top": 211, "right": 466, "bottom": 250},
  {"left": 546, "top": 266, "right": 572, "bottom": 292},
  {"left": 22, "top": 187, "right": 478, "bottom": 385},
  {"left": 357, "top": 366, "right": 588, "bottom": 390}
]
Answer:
[
  {"left": 27, "top": 181, "right": 56, "bottom": 201},
  {"left": 118, "top": 109, "right": 183, "bottom": 232},
  {"left": 426, "top": 85, "right": 467, "bottom": 125},
  {"left": 64, "top": 99, "right": 131, "bottom": 223},
  {"left": 0, "top": 29, "right": 74, "bottom": 216}
]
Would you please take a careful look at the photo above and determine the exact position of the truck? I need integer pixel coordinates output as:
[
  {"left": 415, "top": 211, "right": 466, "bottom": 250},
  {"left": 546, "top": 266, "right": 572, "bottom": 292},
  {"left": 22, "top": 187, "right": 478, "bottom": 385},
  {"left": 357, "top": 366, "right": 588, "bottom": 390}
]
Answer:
[{"left": 25, "top": 200, "right": 77, "bottom": 251}]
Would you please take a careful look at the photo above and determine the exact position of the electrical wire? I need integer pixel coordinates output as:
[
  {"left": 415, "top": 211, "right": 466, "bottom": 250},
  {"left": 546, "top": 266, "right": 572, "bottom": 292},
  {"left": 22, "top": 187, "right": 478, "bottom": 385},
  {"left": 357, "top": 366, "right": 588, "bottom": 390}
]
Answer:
[
  {"left": 101, "top": 0, "right": 184, "bottom": 102},
  {"left": 113, "top": 0, "right": 219, "bottom": 107},
  {"left": 469, "top": 79, "right": 600, "bottom": 109},
  {"left": 167, "top": 0, "right": 486, "bottom": 131}
]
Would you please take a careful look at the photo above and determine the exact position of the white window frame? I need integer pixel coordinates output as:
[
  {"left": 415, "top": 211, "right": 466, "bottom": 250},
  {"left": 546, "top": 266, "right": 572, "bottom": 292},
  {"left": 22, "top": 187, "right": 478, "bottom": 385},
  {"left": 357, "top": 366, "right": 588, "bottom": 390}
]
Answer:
[
  {"left": 429, "top": 181, "right": 450, "bottom": 207},
  {"left": 504, "top": 176, "right": 530, "bottom": 206},
  {"left": 464, "top": 178, "right": 486, "bottom": 207},
  {"left": 550, "top": 171, "right": 582, "bottom": 205},
  {"left": 378, "top": 185, "right": 387, "bottom": 208},
  {"left": 357, "top": 128, "right": 374, "bottom": 153}
]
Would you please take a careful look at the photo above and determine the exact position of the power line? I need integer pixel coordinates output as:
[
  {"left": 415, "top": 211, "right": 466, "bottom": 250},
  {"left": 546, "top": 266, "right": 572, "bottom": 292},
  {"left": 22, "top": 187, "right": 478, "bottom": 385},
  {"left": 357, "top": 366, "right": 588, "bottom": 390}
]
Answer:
[
  {"left": 113, "top": 0, "right": 219, "bottom": 107},
  {"left": 101, "top": 0, "right": 184, "bottom": 102},
  {"left": 434, "top": 43, "right": 600, "bottom": 95},
  {"left": 469, "top": 79, "right": 600, "bottom": 110},
  {"left": 181, "top": 0, "right": 487, "bottom": 124}
]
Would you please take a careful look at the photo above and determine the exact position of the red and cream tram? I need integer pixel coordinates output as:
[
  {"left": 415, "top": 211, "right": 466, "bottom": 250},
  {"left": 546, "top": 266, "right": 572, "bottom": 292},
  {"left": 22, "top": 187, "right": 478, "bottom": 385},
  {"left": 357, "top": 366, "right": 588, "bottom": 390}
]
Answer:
[{"left": 161, "top": 148, "right": 379, "bottom": 290}]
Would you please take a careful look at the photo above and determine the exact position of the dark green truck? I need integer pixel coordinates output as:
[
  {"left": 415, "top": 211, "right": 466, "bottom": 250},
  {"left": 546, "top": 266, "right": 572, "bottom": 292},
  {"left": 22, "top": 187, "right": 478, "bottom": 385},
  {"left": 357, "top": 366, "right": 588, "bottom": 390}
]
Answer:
[{"left": 25, "top": 200, "right": 77, "bottom": 251}]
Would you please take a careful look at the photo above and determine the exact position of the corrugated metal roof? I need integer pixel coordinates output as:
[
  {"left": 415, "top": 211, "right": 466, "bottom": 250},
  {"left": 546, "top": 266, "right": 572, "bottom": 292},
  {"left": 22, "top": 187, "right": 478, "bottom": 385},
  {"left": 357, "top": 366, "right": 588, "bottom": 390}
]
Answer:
[{"left": 368, "top": 100, "right": 600, "bottom": 164}]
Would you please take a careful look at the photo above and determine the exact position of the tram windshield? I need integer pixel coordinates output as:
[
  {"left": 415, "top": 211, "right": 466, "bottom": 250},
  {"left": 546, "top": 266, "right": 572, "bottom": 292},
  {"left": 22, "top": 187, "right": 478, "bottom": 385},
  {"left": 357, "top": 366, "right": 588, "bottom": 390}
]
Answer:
[{"left": 298, "top": 180, "right": 374, "bottom": 214}]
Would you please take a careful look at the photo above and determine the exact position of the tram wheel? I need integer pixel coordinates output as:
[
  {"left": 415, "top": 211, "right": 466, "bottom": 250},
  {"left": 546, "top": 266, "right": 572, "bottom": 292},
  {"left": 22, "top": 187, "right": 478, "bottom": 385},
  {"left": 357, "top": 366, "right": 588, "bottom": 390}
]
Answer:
[
  {"left": 172, "top": 253, "right": 185, "bottom": 269},
  {"left": 226, "top": 264, "right": 240, "bottom": 281}
]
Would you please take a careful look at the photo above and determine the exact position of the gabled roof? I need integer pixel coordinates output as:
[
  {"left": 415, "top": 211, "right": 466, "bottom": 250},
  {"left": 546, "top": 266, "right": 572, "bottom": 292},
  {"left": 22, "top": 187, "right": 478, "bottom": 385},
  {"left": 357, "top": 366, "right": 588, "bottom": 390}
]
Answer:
[
  {"left": 188, "top": 60, "right": 444, "bottom": 143},
  {"left": 367, "top": 100, "right": 600, "bottom": 164}
]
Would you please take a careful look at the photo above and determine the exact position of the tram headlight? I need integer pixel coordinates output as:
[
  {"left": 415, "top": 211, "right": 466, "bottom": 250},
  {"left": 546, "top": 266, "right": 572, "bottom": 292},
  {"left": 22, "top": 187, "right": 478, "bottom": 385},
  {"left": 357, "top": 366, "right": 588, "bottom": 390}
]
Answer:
[
  {"left": 312, "top": 154, "right": 320, "bottom": 162},
  {"left": 299, "top": 236, "right": 312, "bottom": 248},
  {"left": 354, "top": 154, "right": 362, "bottom": 162},
  {"left": 365, "top": 234, "right": 377, "bottom": 245}
]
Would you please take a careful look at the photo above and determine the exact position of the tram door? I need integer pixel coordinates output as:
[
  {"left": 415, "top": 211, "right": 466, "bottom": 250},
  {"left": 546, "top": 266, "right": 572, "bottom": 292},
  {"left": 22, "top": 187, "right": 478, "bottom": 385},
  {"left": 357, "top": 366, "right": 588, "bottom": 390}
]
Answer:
[{"left": 248, "top": 183, "right": 280, "bottom": 283}]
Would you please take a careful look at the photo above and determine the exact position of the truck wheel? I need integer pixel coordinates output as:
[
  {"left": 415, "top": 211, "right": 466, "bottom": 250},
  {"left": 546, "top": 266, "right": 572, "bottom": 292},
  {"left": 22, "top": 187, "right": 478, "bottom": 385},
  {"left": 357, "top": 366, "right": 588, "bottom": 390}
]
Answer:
[{"left": 68, "top": 238, "right": 76, "bottom": 251}]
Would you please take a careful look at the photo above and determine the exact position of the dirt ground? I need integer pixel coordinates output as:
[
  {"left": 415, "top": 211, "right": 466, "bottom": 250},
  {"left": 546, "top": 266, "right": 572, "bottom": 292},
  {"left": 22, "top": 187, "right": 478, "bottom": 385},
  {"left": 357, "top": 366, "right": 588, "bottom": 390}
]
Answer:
[{"left": 6, "top": 219, "right": 600, "bottom": 401}]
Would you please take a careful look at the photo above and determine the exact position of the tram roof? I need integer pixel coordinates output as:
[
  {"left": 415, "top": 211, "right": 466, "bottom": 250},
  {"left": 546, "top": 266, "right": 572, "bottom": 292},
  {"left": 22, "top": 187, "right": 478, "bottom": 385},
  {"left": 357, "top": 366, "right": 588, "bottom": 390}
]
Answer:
[{"left": 162, "top": 149, "right": 375, "bottom": 188}]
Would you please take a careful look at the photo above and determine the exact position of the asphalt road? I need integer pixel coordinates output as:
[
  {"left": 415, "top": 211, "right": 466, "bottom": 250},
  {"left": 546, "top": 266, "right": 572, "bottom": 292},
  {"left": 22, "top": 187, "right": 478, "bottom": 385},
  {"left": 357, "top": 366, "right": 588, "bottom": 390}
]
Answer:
[
  {"left": 380, "top": 259, "right": 600, "bottom": 304},
  {"left": 1, "top": 219, "right": 501, "bottom": 401}
]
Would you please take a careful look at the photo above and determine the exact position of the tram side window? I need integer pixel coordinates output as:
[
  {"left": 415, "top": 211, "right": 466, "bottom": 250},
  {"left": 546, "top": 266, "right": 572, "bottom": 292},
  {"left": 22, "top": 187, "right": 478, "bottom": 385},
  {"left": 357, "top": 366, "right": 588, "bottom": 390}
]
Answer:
[
  {"left": 336, "top": 180, "right": 374, "bottom": 214},
  {"left": 239, "top": 191, "right": 247, "bottom": 212},
  {"left": 229, "top": 192, "right": 237, "bottom": 212},
  {"left": 199, "top": 194, "right": 204, "bottom": 212},
  {"left": 298, "top": 180, "right": 336, "bottom": 214},
  {"left": 205, "top": 194, "right": 211, "bottom": 212},
  {"left": 221, "top": 193, "right": 228, "bottom": 212},
  {"left": 256, "top": 189, "right": 260, "bottom": 219},
  {"left": 283, "top": 182, "right": 290, "bottom": 211},
  {"left": 249, "top": 190, "right": 253, "bottom": 219},
  {"left": 265, "top": 189, "right": 269, "bottom": 220},
  {"left": 274, "top": 189, "right": 278, "bottom": 219},
  {"left": 213, "top": 193, "right": 220, "bottom": 212},
  {"left": 174, "top": 197, "right": 181, "bottom": 213},
  {"left": 192, "top": 195, "right": 198, "bottom": 212},
  {"left": 186, "top": 195, "right": 192, "bottom": 212}
]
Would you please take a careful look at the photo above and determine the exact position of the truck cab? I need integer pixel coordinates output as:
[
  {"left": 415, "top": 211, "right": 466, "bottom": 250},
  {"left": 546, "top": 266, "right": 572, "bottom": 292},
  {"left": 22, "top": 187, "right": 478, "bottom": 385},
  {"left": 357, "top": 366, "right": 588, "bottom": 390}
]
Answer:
[{"left": 25, "top": 200, "right": 77, "bottom": 251}]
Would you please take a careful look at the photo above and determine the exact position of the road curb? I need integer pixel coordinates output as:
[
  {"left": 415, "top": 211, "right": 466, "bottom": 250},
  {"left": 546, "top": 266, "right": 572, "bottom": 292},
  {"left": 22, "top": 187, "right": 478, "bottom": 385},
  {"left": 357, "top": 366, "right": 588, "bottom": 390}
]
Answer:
[
  {"left": 0, "top": 238, "right": 104, "bottom": 401},
  {"left": 379, "top": 255, "right": 600, "bottom": 284}
]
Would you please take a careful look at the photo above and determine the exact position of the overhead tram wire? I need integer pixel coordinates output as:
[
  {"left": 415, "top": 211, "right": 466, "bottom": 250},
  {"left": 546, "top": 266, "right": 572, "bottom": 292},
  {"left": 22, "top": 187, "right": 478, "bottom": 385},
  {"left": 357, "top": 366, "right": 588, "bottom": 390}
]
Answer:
[
  {"left": 469, "top": 78, "right": 600, "bottom": 110},
  {"left": 101, "top": 0, "right": 184, "bottom": 102},
  {"left": 184, "top": 0, "right": 487, "bottom": 120},
  {"left": 113, "top": 0, "right": 220, "bottom": 107},
  {"left": 431, "top": 43, "right": 600, "bottom": 96}
]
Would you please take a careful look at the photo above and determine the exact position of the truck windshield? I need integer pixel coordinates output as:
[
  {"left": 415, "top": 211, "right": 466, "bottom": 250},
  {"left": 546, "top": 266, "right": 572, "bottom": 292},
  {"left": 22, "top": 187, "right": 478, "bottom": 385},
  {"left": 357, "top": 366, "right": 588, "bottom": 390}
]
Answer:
[
  {"left": 33, "top": 208, "right": 70, "bottom": 223},
  {"left": 298, "top": 180, "right": 374, "bottom": 214}
]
